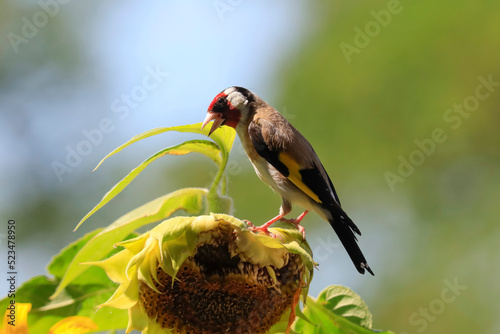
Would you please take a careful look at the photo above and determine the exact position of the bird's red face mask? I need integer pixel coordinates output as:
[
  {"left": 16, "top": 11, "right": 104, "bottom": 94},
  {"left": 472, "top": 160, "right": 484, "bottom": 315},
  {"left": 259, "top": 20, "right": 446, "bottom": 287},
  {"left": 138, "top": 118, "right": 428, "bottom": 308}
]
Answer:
[{"left": 202, "top": 92, "right": 241, "bottom": 135}]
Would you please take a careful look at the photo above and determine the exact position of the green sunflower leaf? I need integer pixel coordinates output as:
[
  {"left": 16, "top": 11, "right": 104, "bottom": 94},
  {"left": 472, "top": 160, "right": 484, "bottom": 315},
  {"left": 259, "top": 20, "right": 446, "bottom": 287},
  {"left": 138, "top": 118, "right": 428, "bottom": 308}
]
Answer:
[
  {"left": 293, "top": 285, "right": 395, "bottom": 334},
  {"left": 0, "top": 276, "right": 128, "bottom": 334},
  {"left": 316, "top": 285, "right": 373, "bottom": 329},
  {"left": 47, "top": 229, "right": 103, "bottom": 280},
  {"left": 93, "top": 122, "right": 235, "bottom": 171},
  {"left": 52, "top": 188, "right": 208, "bottom": 299},
  {"left": 75, "top": 140, "right": 220, "bottom": 230}
]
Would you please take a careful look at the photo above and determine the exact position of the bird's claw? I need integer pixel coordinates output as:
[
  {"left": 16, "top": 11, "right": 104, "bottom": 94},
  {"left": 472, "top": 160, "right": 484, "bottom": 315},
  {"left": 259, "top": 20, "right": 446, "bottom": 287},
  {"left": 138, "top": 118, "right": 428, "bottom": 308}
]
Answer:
[
  {"left": 243, "top": 219, "right": 254, "bottom": 228},
  {"left": 246, "top": 223, "right": 283, "bottom": 241}
]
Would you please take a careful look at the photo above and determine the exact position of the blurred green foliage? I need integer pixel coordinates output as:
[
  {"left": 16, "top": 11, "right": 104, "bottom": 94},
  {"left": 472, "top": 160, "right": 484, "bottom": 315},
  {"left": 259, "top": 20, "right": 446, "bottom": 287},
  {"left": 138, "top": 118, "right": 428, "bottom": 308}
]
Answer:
[{"left": 266, "top": 1, "right": 500, "bottom": 333}]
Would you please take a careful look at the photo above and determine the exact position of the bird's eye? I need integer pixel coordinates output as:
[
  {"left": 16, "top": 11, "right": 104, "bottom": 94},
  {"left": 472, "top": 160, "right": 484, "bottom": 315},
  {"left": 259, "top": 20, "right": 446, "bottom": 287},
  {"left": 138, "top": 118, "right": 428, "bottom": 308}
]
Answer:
[{"left": 212, "top": 97, "right": 227, "bottom": 112}]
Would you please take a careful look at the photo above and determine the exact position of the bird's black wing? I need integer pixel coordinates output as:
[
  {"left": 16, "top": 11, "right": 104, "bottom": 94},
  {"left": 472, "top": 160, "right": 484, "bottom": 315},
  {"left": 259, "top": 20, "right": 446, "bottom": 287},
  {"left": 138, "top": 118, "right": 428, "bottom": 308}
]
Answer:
[{"left": 247, "top": 118, "right": 290, "bottom": 178}]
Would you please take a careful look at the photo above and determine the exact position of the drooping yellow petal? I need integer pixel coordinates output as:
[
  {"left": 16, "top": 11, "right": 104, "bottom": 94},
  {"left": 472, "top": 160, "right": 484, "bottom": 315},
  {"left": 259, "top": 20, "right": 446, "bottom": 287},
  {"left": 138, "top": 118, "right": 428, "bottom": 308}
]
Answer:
[
  {"left": 126, "top": 238, "right": 156, "bottom": 280},
  {"left": 138, "top": 247, "right": 161, "bottom": 293},
  {"left": 125, "top": 303, "right": 148, "bottom": 334},
  {"left": 190, "top": 214, "right": 221, "bottom": 233},
  {"left": 235, "top": 230, "right": 288, "bottom": 268},
  {"left": 47, "top": 316, "right": 98, "bottom": 334},
  {"left": 159, "top": 252, "right": 177, "bottom": 286},
  {"left": 164, "top": 233, "right": 192, "bottom": 278},
  {"left": 1, "top": 303, "right": 31, "bottom": 334},
  {"left": 150, "top": 249, "right": 162, "bottom": 286},
  {"left": 99, "top": 276, "right": 139, "bottom": 310},
  {"left": 115, "top": 233, "right": 150, "bottom": 254},
  {"left": 82, "top": 248, "right": 135, "bottom": 283},
  {"left": 144, "top": 321, "right": 170, "bottom": 334}
]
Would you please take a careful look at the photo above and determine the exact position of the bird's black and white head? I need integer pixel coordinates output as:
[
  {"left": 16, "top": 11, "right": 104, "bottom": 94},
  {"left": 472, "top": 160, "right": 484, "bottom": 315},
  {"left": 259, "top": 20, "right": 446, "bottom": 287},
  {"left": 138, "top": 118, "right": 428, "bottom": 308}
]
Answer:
[{"left": 202, "top": 86, "right": 255, "bottom": 135}]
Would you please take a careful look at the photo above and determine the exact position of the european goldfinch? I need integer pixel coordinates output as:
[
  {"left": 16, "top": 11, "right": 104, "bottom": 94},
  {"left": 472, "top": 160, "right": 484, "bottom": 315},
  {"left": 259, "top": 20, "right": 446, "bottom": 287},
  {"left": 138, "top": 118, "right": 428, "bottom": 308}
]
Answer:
[{"left": 202, "top": 86, "right": 374, "bottom": 275}]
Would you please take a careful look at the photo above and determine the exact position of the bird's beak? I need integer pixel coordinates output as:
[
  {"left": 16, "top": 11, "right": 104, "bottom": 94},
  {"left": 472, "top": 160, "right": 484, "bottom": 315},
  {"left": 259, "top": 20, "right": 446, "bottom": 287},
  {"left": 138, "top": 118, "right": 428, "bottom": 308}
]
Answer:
[{"left": 202, "top": 112, "right": 225, "bottom": 136}]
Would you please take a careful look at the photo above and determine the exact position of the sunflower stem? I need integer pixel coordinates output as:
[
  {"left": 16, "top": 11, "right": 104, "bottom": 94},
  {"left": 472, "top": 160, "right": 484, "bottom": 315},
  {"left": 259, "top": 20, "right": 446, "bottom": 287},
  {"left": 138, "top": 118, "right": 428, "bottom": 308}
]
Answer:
[
  {"left": 207, "top": 157, "right": 232, "bottom": 213},
  {"left": 209, "top": 157, "right": 226, "bottom": 195}
]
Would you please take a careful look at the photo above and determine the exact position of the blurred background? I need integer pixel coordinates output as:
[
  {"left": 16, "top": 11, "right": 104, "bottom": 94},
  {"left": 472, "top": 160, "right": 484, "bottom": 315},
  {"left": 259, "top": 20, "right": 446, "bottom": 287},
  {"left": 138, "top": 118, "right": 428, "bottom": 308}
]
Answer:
[{"left": 1, "top": 1, "right": 499, "bottom": 333}]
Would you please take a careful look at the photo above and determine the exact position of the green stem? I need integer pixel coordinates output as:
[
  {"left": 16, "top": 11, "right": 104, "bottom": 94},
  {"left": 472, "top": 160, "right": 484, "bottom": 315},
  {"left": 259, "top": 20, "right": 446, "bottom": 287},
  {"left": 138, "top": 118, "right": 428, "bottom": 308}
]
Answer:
[
  {"left": 209, "top": 160, "right": 226, "bottom": 196},
  {"left": 207, "top": 152, "right": 233, "bottom": 213},
  {"left": 221, "top": 173, "right": 228, "bottom": 196}
]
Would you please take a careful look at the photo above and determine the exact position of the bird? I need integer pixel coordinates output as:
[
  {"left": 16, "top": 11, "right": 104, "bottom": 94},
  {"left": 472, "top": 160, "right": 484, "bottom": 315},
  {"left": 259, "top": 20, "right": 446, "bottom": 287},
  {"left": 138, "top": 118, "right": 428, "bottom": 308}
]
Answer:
[{"left": 202, "top": 86, "right": 374, "bottom": 275}]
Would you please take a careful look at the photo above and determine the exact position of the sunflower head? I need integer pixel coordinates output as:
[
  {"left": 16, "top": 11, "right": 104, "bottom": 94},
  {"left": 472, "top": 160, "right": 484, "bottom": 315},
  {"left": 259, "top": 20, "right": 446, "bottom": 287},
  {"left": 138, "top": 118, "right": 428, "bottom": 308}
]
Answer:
[{"left": 87, "top": 214, "right": 315, "bottom": 334}]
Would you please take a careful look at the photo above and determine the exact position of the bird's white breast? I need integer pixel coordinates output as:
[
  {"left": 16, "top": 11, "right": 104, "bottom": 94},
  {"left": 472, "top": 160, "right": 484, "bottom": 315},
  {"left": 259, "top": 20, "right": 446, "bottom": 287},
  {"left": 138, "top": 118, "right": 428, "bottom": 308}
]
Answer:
[{"left": 236, "top": 123, "right": 276, "bottom": 189}]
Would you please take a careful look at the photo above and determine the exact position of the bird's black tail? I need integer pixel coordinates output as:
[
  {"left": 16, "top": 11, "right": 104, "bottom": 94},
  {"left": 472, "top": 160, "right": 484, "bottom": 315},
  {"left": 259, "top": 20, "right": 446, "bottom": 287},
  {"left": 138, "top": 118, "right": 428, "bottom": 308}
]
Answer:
[{"left": 328, "top": 209, "right": 374, "bottom": 276}]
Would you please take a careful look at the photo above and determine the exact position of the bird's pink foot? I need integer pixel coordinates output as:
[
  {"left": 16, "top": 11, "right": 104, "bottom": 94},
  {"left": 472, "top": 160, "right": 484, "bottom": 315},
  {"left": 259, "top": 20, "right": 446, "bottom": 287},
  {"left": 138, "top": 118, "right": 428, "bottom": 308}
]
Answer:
[
  {"left": 248, "top": 224, "right": 269, "bottom": 234},
  {"left": 245, "top": 220, "right": 270, "bottom": 235},
  {"left": 248, "top": 224, "right": 284, "bottom": 240},
  {"left": 246, "top": 214, "right": 284, "bottom": 240}
]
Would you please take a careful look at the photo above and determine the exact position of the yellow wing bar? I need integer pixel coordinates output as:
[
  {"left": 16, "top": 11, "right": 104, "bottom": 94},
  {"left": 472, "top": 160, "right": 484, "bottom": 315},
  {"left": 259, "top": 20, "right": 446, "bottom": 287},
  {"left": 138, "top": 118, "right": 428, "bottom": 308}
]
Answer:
[{"left": 278, "top": 152, "right": 322, "bottom": 204}]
